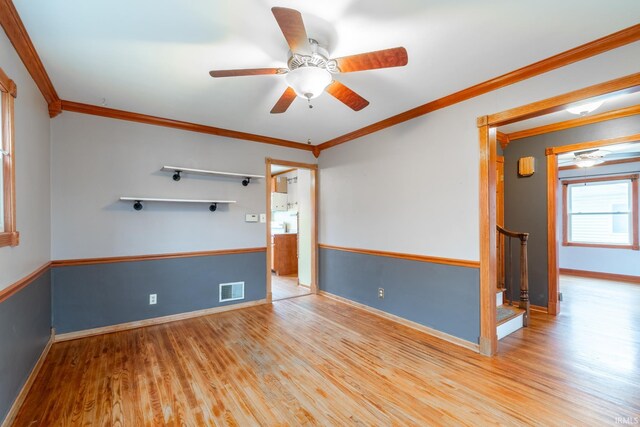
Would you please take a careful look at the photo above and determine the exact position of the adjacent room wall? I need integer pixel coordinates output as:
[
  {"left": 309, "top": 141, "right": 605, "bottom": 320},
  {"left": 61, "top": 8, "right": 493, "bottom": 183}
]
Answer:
[
  {"left": 558, "top": 161, "right": 640, "bottom": 277},
  {"left": 504, "top": 116, "right": 640, "bottom": 305},
  {"left": 50, "top": 112, "right": 315, "bottom": 333},
  {"left": 318, "top": 42, "right": 640, "bottom": 343},
  {"left": 0, "top": 29, "right": 52, "bottom": 425}
]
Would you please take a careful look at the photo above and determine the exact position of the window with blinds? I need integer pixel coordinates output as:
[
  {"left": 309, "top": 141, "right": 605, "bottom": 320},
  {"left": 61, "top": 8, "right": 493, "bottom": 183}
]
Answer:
[{"left": 564, "top": 175, "right": 638, "bottom": 248}]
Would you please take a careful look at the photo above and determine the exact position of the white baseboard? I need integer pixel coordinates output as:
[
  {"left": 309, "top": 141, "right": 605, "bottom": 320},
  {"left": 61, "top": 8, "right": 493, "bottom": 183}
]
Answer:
[
  {"left": 318, "top": 291, "right": 479, "bottom": 353},
  {"left": 55, "top": 299, "right": 268, "bottom": 342},
  {"left": 1, "top": 331, "right": 54, "bottom": 427}
]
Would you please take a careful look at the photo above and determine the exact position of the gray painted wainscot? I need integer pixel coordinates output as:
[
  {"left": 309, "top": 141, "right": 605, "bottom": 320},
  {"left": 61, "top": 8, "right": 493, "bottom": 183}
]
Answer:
[
  {"left": 0, "top": 270, "right": 52, "bottom": 424},
  {"left": 52, "top": 251, "right": 267, "bottom": 334},
  {"left": 319, "top": 247, "right": 480, "bottom": 344}
]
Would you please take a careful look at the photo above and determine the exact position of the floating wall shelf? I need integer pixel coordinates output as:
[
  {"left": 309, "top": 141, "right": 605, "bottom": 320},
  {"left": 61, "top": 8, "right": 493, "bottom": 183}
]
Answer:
[
  {"left": 120, "top": 197, "right": 236, "bottom": 212},
  {"left": 161, "top": 166, "right": 265, "bottom": 186}
]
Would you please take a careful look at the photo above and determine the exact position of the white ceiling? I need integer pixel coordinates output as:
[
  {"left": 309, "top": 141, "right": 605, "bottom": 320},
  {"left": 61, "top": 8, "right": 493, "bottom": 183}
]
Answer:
[
  {"left": 14, "top": 0, "right": 640, "bottom": 144},
  {"left": 271, "top": 164, "right": 292, "bottom": 174}
]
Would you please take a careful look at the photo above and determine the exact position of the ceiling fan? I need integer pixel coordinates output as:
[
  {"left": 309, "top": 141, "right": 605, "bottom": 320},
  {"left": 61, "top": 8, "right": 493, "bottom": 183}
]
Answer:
[
  {"left": 209, "top": 7, "right": 408, "bottom": 114},
  {"left": 559, "top": 148, "right": 640, "bottom": 168}
]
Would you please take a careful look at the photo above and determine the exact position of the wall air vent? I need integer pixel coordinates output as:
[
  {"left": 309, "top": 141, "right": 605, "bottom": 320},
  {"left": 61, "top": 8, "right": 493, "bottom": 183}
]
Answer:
[{"left": 219, "top": 282, "right": 245, "bottom": 302}]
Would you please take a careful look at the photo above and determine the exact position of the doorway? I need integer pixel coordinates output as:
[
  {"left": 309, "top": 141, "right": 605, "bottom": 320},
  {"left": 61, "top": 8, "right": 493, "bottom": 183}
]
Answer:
[
  {"left": 547, "top": 137, "right": 640, "bottom": 310},
  {"left": 477, "top": 73, "right": 640, "bottom": 355},
  {"left": 265, "top": 158, "right": 318, "bottom": 302}
]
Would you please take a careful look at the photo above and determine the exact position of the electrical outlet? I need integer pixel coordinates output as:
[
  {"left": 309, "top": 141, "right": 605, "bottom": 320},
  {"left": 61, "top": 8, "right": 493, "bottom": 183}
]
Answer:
[
  {"left": 149, "top": 294, "right": 157, "bottom": 305},
  {"left": 378, "top": 288, "right": 384, "bottom": 299}
]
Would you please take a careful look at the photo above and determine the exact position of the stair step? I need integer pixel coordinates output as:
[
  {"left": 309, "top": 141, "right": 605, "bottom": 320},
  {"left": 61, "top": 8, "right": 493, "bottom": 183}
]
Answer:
[
  {"left": 496, "top": 288, "right": 505, "bottom": 306},
  {"left": 497, "top": 305, "right": 524, "bottom": 340}
]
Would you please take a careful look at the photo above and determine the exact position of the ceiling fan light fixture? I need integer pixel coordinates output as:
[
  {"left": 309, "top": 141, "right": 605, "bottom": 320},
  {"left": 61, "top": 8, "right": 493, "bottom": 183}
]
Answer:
[
  {"left": 575, "top": 158, "right": 605, "bottom": 168},
  {"left": 285, "top": 66, "right": 332, "bottom": 100},
  {"left": 566, "top": 100, "right": 604, "bottom": 116}
]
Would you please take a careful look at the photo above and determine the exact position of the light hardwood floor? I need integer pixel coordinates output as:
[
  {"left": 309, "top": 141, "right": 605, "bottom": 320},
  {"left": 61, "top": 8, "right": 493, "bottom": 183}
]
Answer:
[
  {"left": 12, "top": 276, "right": 640, "bottom": 426},
  {"left": 271, "top": 273, "right": 310, "bottom": 301}
]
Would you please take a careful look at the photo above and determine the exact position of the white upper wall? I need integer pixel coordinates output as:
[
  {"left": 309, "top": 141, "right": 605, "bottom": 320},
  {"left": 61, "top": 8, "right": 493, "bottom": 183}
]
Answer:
[
  {"left": 0, "top": 30, "right": 51, "bottom": 290},
  {"left": 319, "top": 42, "right": 640, "bottom": 262},
  {"left": 51, "top": 113, "right": 315, "bottom": 259}
]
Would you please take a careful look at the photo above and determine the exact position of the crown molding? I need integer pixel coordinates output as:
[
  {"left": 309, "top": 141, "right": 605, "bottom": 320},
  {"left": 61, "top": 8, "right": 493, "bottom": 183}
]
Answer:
[
  {"left": 505, "top": 104, "right": 640, "bottom": 144},
  {"left": 317, "top": 23, "right": 640, "bottom": 153},
  {"left": 545, "top": 132, "right": 640, "bottom": 156},
  {"left": 3, "top": 1, "right": 639, "bottom": 152},
  {"left": 61, "top": 101, "right": 314, "bottom": 152},
  {"left": 488, "top": 73, "right": 640, "bottom": 127},
  {"left": 0, "top": 0, "right": 61, "bottom": 116},
  {"left": 496, "top": 132, "right": 510, "bottom": 150}
]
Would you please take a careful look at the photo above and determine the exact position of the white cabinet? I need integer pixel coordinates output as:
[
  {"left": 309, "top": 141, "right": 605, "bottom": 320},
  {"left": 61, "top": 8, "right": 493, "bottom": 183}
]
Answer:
[{"left": 271, "top": 192, "right": 288, "bottom": 211}]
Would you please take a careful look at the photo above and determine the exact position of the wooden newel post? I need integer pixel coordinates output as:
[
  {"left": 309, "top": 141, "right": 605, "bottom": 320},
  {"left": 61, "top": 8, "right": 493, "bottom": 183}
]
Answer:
[{"left": 519, "top": 234, "right": 530, "bottom": 327}]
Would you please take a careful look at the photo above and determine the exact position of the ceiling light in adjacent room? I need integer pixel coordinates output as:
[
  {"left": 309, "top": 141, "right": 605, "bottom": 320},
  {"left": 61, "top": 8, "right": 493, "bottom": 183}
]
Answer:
[
  {"left": 566, "top": 100, "right": 604, "bottom": 116},
  {"left": 575, "top": 158, "right": 605, "bottom": 168}
]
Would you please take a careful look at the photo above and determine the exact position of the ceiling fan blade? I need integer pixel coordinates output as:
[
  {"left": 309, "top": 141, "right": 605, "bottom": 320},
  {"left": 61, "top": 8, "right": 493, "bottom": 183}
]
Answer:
[
  {"left": 326, "top": 81, "right": 370, "bottom": 111},
  {"left": 574, "top": 148, "right": 600, "bottom": 156},
  {"left": 334, "top": 47, "right": 408, "bottom": 73},
  {"left": 271, "top": 7, "right": 311, "bottom": 55},
  {"left": 209, "top": 68, "right": 281, "bottom": 78},
  {"left": 270, "top": 87, "right": 297, "bottom": 114}
]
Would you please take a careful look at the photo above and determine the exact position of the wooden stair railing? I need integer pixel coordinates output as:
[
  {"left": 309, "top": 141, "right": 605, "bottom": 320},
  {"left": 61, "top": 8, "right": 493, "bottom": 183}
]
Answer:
[{"left": 497, "top": 225, "right": 530, "bottom": 327}]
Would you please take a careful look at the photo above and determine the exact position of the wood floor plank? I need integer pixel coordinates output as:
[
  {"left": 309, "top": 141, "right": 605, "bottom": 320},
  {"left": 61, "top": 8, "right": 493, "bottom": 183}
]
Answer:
[{"left": 11, "top": 276, "right": 640, "bottom": 426}]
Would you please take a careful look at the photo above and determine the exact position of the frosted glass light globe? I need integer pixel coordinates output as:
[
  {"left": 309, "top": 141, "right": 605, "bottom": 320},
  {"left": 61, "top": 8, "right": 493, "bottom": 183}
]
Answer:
[{"left": 285, "top": 66, "right": 332, "bottom": 99}]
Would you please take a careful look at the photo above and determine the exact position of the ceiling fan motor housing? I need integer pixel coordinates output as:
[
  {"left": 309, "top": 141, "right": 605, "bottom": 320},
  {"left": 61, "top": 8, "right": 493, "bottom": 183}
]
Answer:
[{"left": 287, "top": 40, "right": 338, "bottom": 74}]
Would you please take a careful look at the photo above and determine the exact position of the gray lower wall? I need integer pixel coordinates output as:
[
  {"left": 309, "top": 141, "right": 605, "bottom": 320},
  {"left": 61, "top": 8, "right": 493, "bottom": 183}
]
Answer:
[
  {"left": 52, "top": 251, "right": 267, "bottom": 334},
  {"left": 319, "top": 248, "right": 480, "bottom": 344},
  {"left": 0, "top": 270, "right": 52, "bottom": 424}
]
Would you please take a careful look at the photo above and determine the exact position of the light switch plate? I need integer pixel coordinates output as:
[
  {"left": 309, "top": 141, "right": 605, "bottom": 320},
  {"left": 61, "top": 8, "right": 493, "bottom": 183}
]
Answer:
[
  {"left": 245, "top": 214, "right": 258, "bottom": 223},
  {"left": 259, "top": 213, "right": 266, "bottom": 223}
]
